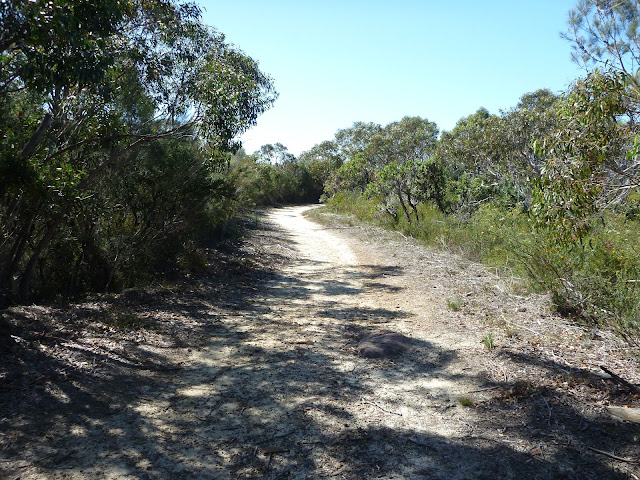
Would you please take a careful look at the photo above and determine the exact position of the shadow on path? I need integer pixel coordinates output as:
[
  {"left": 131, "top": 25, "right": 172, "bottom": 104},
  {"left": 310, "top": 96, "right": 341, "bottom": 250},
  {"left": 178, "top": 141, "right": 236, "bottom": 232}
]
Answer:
[{"left": 0, "top": 210, "right": 636, "bottom": 479}]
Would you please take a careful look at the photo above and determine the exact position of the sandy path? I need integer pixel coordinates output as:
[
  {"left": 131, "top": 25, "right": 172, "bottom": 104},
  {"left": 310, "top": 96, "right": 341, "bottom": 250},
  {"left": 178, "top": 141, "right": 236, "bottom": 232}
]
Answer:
[{"left": 3, "top": 205, "right": 638, "bottom": 479}]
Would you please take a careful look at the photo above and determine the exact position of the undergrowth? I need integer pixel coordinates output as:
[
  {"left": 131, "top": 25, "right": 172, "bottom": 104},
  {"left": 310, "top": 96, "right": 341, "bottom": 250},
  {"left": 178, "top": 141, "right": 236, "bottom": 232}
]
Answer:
[{"left": 319, "top": 193, "right": 640, "bottom": 338}]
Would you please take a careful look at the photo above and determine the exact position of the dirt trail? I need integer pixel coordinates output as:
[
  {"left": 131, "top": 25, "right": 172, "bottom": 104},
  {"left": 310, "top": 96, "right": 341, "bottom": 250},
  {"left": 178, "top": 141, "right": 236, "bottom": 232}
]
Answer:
[{"left": 2, "top": 205, "right": 639, "bottom": 479}]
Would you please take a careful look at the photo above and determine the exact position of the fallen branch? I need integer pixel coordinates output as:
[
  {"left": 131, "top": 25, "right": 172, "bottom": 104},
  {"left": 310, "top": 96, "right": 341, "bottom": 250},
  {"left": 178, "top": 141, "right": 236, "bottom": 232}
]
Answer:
[
  {"left": 587, "top": 446, "right": 639, "bottom": 464},
  {"left": 606, "top": 406, "right": 640, "bottom": 424},
  {"left": 256, "top": 429, "right": 296, "bottom": 444},
  {"left": 407, "top": 437, "right": 435, "bottom": 449},
  {"left": 465, "top": 386, "right": 500, "bottom": 394},
  {"left": 600, "top": 366, "right": 640, "bottom": 394},
  {"left": 361, "top": 397, "right": 402, "bottom": 416}
]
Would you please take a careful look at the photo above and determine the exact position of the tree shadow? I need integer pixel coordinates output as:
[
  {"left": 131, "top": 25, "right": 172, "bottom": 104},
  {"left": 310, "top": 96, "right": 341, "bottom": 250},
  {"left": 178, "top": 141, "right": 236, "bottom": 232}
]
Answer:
[{"left": 0, "top": 217, "right": 635, "bottom": 480}]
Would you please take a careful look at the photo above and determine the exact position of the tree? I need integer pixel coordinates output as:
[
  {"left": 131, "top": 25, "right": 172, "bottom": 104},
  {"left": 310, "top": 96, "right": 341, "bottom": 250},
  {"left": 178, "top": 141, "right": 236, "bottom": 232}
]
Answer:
[
  {"left": 415, "top": 157, "right": 449, "bottom": 214},
  {"left": 437, "top": 92, "right": 559, "bottom": 212},
  {"left": 501, "top": 89, "right": 560, "bottom": 178},
  {"left": 564, "top": 0, "right": 640, "bottom": 77},
  {"left": 366, "top": 116, "right": 438, "bottom": 169},
  {"left": 254, "top": 143, "right": 295, "bottom": 164},
  {"left": 325, "top": 153, "right": 375, "bottom": 196},
  {"left": 531, "top": 70, "right": 635, "bottom": 243},
  {"left": 298, "top": 141, "right": 343, "bottom": 200},
  {"left": 363, "top": 117, "right": 439, "bottom": 222},
  {"left": 0, "top": 1, "right": 277, "bottom": 302},
  {"left": 563, "top": 0, "right": 640, "bottom": 121},
  {"left": 334, "top": 122, "right": 383, "bottom": 160},
  {"left": 0, "top": 0, "right": 127, "bottom": 95},
  {"left": 438, "top": 108, "right": 499, "bottom": 177},
  {"left": 366, "top": 160, "right": 422, "bottom": 222}
]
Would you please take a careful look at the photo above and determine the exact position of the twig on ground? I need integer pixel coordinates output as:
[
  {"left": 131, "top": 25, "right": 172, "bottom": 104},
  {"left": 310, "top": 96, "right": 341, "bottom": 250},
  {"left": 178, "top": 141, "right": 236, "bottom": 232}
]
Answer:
[
  {"left": 394, "top": 231, "right": 408, "bottom": 241},
  {"left": 587, "top": 446, "right": 639, "bottom": 463},
  {"left": 465, "top": 386, "right": 500, "bottom": 394},
  {"left": 262, "top": 447, "right": 289, "bottom": 472},
  {"left": 361, "top": 397, "right": 403, "bottom": 416},
  {"left": 256, "top": 430, "right": 296, "bottom": 444},
  {"left": 600, "top": 366, "right": 640, "bottom": 394}
]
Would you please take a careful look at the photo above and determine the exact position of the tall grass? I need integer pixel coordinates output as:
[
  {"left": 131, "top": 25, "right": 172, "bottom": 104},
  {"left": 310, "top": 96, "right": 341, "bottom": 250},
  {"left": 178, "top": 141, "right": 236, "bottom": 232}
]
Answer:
[{"left": 324, "top": 193, "right": 640, "bottom": 337}]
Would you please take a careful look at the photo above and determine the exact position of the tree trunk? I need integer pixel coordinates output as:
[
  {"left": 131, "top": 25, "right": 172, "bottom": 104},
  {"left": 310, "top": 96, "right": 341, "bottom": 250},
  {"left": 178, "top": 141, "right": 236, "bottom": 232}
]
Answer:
[
  {"left": 21, "top": 114, "right": 52, "bottom": 158},
  {"left": 18, "top": 215, "right": 63, "bottom": 301},
  {"left": 3, "top": 206, "right": 38, "bottom": 288},
  {"left": 397, "top": 189, "right": 411, "bottom": 223}
]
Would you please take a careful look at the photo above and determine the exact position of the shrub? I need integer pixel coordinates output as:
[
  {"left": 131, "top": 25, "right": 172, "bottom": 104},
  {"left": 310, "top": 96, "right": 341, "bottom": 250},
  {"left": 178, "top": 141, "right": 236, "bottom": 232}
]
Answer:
[{"left": 514, "top": 213, "right": 640, "bottom": 336}]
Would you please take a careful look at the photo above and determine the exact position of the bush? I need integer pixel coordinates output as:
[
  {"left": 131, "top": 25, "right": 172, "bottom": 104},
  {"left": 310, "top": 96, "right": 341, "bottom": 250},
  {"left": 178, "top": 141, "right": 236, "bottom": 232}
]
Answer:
[{"left": 515, "top": 213, "right": 640, "bottom": 336}]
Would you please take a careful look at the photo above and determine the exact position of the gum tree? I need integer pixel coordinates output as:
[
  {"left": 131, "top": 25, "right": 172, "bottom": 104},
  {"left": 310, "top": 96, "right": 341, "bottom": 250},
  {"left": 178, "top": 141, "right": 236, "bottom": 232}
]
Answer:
[{"left": 0, "top": 0, "right": 276, "bottom": 301}]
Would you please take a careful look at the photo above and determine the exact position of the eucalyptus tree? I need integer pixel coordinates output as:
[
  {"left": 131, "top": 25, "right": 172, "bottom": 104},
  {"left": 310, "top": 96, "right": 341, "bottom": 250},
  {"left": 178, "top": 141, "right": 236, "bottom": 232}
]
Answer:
[
  {"left": 532, "top": 71, "right": 637, "bottom": 242},
  {"left": 438, "top": 108, "right": 499, "bottom": 177},
  {"left": 254, "top": 143, "right": 295, "bottom": 164},
  {"left": 530, "top": 0, "right": 640, "bottom": 242},
  {"left": 563, "top": 0, "right": 640, "bottom": 121},
  {"left": 297, "top": 141, "right": 343, "bottom": 200},
  {"left": 320, "top": 122, "right": 382, "bottom": 198},
  {"left": 0, "top": 0, "right": 276, "bottom": 301},
  {"left": 334, "top": 121, "right": 383, "bottom": 160},
  {"left": 364, "top": 117, "right": 439, "bottom": 222},
  {"left": 437, "top": 91, "right": 559, "bottom": 211}
]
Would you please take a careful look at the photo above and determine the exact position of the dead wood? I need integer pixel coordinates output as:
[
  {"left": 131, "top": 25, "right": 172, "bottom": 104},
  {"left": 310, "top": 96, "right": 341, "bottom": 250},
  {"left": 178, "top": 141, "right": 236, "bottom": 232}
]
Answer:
[
  {"left": 361, "top": 397, "right": 403, "bottom": 416},
  {"left": 600, "top": 366, "right": 640, "bottom": 394},
  {"left": 606, "top": 406, "right": 640, "bottom": 424},
  {"left": 587, "top": 446, "right": 639, "bottom": 464}
]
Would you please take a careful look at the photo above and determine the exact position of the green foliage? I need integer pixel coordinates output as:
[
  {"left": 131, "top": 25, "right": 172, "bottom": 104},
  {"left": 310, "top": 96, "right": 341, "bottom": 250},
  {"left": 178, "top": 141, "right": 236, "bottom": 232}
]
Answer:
[
  {"left": 0, "top": 0, "right": 126, "bottom": 94},
  {"left": 437, "top": 92, "right": 559, "bottom": 214},
  {"left": 481, "top": 332, "right": 495, "bottom": 350},
  {"left": 326, "top": 153, "right": 374, "bottom": 196},
  {"left": 447, "top": 297, "right": 464, "bottom": 312},
  {"left": 531, "top": 70, "right": 631, "bottom": 244},
  {"left": 514, "top": 214, "right": 640, "bottom": 335},
  {"left": 415, "top": 157, "right": 450, "bottom": 214},
  {"left": 366, "top": 160, "right": 423, "bottom": 223},
  {"left": 324, "top": 191, "right": 381, "bottom": 224},
  {"left": 334, "top": 122, "right": 383, "bottom": 159},
  {"left": 230, "top": 147, "right": 323, "bottom": 208},
  {"left": 564, "top": 1, "right": 640, "bottom": 80},
  {"left": 0, "top": 1, "right": 277, "bottom": 303}
]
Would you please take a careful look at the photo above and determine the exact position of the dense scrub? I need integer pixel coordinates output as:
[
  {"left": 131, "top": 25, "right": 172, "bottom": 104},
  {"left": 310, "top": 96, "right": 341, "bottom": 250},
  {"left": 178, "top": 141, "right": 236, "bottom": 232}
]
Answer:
[
  {"left": 0, "top": 0, "right": 277, "bottom": 305},
  {"left": 324, "top": 193, "right": 640, "bottom": 338}
]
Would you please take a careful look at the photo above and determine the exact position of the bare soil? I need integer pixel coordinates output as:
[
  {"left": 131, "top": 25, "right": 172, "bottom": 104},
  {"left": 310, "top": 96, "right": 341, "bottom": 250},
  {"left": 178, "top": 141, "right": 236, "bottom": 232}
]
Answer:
[{"left": 1, "top": 205, "right": 640, "bottom": 479}]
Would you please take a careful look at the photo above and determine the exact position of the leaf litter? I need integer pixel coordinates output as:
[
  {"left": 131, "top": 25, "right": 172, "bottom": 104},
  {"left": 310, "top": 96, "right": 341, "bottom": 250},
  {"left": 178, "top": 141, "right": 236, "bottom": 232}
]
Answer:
[{"left": 1, "top": 205, "right": 639, "bottom": 479}]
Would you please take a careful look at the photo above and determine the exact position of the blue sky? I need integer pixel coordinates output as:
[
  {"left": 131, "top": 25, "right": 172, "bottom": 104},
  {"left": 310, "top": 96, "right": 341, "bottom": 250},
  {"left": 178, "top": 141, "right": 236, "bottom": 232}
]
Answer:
[{"left": 198, "top": 1, "right": 584, "bottom": 155}]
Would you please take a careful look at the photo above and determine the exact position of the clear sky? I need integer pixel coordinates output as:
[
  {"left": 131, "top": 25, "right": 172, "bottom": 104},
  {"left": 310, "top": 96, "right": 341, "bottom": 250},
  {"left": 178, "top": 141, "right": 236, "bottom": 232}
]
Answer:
[{"left": 198, "top": 1, "right": 584, "bottom": 156}]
